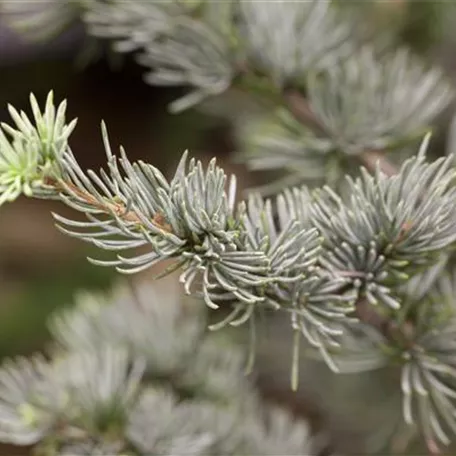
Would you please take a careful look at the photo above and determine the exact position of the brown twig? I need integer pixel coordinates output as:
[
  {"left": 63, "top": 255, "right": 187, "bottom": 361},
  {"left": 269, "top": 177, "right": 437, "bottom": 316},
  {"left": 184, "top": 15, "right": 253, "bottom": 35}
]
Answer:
[
  {"left": 354, "top": 297, "right": 415, "bottom": 349},
  {"left": 426, "top": 439, "right": 441, "bottom": 456},
  {"left": 43, "top": 176, "right": 173, "bottom": 233},
  {"left": 283, "top": 89, "right": 330, "bottom": 137},
  {"left": 354, "top": 297, "right": 391, "bottom": 337},
  {"left": 360, "top": 149, "right": 398, "bottom": 177}
]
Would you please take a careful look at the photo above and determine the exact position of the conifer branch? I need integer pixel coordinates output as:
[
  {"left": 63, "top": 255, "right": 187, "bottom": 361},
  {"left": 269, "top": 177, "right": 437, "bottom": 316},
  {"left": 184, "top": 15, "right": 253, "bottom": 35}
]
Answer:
[
  {"left": 1, "top": 1, "right": 456, "bottom": 453},
  {"left": 360, "top": 150, "right": 398, "bottom": 177},
  {"left": 283, "top": 88, "right": 398, "bottom": 177}
]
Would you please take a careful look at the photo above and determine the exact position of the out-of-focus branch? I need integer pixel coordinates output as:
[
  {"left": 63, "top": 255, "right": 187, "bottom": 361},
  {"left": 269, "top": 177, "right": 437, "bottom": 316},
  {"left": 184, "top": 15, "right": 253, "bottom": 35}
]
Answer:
[{"left": 283, "top": 89, "right": 398, "bottom": 177}]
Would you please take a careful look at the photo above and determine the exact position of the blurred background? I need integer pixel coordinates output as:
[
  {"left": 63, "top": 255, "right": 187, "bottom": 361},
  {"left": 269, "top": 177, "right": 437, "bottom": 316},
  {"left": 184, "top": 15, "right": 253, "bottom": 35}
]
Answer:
[
  {"left": 0, "top": 1, "right": 456, "bottom": 454},
  {"left": 0, "top": 12, "right": 245, "bottom": 357}
]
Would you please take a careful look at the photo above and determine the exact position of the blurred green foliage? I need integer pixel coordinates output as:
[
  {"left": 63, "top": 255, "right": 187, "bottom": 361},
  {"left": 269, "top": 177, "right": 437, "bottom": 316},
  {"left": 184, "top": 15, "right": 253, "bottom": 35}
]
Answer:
[{"left": 0, "top": 247, "right": 116, "bottom": 358}]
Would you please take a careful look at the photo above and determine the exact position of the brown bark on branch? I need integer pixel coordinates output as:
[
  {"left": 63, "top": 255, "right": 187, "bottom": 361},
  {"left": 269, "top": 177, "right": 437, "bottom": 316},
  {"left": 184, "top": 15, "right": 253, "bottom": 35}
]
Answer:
[{"left": 43, "top": 176, "right": 173, "bottom": 233}]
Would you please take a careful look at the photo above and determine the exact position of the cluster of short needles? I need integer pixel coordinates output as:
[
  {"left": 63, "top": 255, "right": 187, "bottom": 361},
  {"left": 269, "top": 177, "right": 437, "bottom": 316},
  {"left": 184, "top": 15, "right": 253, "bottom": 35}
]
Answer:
[
  {"left": 2, "top": 1, "right": 456, "bottom": 454},
  {"left": 0, "top": 279, "right": 315, "bottom": 455}
]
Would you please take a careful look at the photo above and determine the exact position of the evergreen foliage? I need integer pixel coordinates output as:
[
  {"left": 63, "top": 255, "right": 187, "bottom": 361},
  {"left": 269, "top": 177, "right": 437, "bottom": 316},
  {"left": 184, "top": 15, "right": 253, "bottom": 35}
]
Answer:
[
  {"left": 0, "top": 281, "right": 314, "bottom": 455},
  {"left": 1, "top": 0, "right": 456, "bottom": 454}
]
